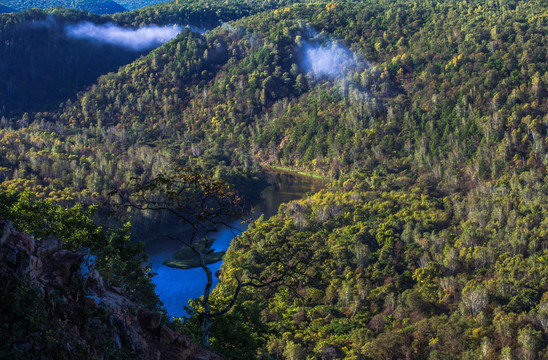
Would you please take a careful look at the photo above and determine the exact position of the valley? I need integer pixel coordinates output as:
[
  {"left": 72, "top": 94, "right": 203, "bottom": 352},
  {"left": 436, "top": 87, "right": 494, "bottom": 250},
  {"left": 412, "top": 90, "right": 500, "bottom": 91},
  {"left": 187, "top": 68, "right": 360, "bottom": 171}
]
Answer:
[{"left": 0, "top": 0, "right": 547, "bottom": 359}]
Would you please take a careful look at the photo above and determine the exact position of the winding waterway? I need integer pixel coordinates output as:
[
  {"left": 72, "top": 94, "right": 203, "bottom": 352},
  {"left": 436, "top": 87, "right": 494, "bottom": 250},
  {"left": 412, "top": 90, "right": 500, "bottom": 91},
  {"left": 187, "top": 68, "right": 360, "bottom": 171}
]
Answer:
[{"left": 146, "top": 170, "right": 326, "bottom": 318}]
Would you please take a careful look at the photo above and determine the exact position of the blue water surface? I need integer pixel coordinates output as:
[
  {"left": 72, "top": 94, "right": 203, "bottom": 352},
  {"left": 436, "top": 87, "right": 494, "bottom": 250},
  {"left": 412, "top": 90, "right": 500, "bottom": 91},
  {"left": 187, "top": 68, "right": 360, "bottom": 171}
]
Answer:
[{"left": 149, "top": 221, "right": 246, "bottom": 318}]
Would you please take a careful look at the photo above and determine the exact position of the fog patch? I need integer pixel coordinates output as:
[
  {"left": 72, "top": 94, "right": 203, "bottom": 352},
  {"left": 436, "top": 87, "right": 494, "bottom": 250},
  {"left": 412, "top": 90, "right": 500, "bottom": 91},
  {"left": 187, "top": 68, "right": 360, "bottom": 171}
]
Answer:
[
  {"left": 297, "top": 26, "right": 383, "bottom": 117},
  {"left": 299, "top": 26, "right": 369, "bottom": 80},
  {"left": 302, "top": 42, "right": 359, "bottom": 78},
  {"left": 65, "top": 22, "right": 182, "bottom": 51},
  {"left": 185, "top": 24, "right": 207, "bottom": 34},
  {"left": 29, "top": 16, "right": 58, "bottom": 29},
  {"left": 222, "top": 22, "right": 235, "bottom": 32},
  {"left": 26, "top": 15, "right": 64, "bottom": 35}
]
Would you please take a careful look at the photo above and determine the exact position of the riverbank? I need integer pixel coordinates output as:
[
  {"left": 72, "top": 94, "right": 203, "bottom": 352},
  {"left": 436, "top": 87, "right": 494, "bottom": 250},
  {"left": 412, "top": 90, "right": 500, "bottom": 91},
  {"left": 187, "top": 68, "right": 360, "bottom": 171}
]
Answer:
[
  {"left": 147, "top": 169, "right": 327, "bottom": 317},
  {"left": 159, "top": 168, "right": 328, "bottom": 271},
  {"left": 261, "top": 164, "right": 333, "bottom": 182}
]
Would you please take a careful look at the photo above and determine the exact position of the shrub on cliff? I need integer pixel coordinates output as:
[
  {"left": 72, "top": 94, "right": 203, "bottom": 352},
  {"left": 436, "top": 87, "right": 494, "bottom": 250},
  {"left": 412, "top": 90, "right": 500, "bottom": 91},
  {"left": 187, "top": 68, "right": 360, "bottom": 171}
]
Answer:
[{"left": 0, "top": 186, "right": 160, "bottom": 310}]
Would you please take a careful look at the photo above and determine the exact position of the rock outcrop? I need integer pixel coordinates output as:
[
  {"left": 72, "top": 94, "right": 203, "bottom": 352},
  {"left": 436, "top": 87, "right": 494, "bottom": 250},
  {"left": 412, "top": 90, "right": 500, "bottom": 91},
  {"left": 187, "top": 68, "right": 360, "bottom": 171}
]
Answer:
[{"left": 0, "top": 220, "right": 222, "bottom": 360}]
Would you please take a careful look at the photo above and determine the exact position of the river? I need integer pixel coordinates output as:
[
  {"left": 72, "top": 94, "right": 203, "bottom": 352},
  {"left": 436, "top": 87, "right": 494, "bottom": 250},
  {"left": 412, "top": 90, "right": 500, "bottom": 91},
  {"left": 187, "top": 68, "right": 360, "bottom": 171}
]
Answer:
[{"left": 145, "top": 170, "right": 326, "bottom": 318}]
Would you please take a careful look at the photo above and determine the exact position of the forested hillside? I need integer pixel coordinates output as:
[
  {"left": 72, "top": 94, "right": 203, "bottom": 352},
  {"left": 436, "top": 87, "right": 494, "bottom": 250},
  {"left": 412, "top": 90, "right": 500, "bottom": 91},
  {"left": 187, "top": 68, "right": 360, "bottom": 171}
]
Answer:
[
  {"left": 113, "top": 0, "right": 313, "bottom": 27},
  {"left": 0, "top": 4, "right": 15, "bottom": 12},
  {"left": 0, "top": 0, "right": 311, "bottom": 118},
  {"left": 0, "top": 0, "right": 547, "bottom": 358},
  {"left": 0, "top": 9, "right": 165, "bottom": 118},
  {"left": 213, "top": 170, "right": 548, "bottom": 359},
  {"left": 3, "top": 0, "right": 126, "bottom": 14},
  {"left": 205, "top": 1, "right": 548, "bottom": 358},
  {"left": 2, "top": 0, "right": 546, "bottom": 201}
]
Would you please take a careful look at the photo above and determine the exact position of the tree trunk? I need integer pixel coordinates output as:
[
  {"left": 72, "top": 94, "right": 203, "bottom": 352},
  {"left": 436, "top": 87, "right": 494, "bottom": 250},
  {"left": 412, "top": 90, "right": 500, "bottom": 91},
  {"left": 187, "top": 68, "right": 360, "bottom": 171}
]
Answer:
[
  {"left": 199, "top": 313, "right": 212, "bottom": 348},
  {"left": 198, "top": 245, "right": 213, "bottom": 347}
]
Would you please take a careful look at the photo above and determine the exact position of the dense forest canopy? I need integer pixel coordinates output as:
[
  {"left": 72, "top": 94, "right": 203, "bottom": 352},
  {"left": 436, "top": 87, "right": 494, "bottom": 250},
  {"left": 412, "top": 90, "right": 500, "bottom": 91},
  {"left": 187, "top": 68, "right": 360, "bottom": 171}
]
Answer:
[
  {"left": 2, "top": 0, "right": 127, "bottom": 14},
  {"left": 1, "top": 0, "right": 546, "bottom": 201},
  {"left": 0, "top": 0, "right": 547, "bottom": 358},
  {"left": 0, "top": 0, "right": 315, "bottom": 118}
]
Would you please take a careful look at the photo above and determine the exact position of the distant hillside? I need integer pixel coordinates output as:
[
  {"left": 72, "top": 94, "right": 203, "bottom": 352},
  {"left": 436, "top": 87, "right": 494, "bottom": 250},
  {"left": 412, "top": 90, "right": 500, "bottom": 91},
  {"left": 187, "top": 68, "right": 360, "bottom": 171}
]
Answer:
[
  {"left": 0, "top": 0, "right": 313, "bottom": 119},
  {"left": 0, "top": 0, "right": 13, "bottom": 12},
  {"left": 81, "top": 0, "right": 126, "bottom": 14},
  {"left": 0, "top": 0, "right": 307, "bottom": 14},
  {"left": 116, "top": 0, "right": 311, "bottom": 12},
  {"left": 1, "top": 0, "right": 545, "bottom": 202},
  {"left": 113, "top": 0, "right": 313, "bottom": 28},
  {"left": 0, "top": 9, "right": 157, "bottom": 118},
  {"left": 4, "top": 0, "right": 126, "bottom": 14},
  {"left": 0, "top": 3, "right": 14, "bottom": 12},
  {"left": 115, "top": 0, "right": 168, "bottom": 10}
]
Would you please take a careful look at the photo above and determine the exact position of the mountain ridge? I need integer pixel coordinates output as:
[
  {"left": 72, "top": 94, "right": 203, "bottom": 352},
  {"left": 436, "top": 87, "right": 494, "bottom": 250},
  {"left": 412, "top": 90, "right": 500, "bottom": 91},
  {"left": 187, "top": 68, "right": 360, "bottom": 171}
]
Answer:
[{"left": 4, "top": 0, "right": 127, "bottom": 14}]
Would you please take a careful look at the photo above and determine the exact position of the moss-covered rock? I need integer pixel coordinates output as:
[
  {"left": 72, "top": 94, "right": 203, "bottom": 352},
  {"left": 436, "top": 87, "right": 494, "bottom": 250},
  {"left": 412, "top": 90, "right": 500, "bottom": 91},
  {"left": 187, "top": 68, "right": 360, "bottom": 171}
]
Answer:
[
  {"left": 163, "top": 237, "right": 225, "bottom": 269},
  {"left": 163, "top": 251, "right": 225, "bottom": 270}
]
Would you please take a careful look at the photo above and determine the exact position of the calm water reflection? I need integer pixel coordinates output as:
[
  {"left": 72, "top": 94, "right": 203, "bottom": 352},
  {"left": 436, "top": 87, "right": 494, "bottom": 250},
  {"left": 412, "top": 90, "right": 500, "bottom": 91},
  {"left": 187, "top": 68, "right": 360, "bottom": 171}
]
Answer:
[{"left": 147, "top": 170, "right": 327, "bottom": 318}]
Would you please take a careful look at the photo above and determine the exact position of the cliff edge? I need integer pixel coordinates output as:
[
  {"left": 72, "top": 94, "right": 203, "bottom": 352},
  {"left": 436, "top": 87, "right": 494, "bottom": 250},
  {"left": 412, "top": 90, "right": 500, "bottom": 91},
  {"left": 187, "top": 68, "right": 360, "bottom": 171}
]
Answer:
[{"left": 0, "top": 220, "right": 221, "bottom": 360}]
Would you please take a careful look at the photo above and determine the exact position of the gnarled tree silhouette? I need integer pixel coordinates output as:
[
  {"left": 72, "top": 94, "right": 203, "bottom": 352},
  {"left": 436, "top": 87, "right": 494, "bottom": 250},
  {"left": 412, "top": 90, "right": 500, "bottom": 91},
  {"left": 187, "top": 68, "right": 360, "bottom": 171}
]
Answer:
[
  {"left": 113, "top": 167, "right": 315, "bottom": 347},
  {"left": 112, "top": 167, "right": 244, "bottom": 346}
]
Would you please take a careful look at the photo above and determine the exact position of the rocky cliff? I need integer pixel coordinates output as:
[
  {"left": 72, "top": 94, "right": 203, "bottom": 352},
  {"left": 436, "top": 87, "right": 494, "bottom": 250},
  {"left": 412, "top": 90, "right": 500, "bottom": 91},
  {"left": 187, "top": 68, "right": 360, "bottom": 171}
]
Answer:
[{"left": 0, "top": 220, "right": 221, "bottom": 360}]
